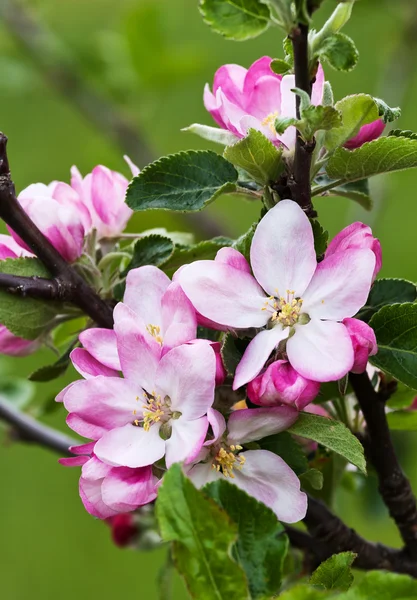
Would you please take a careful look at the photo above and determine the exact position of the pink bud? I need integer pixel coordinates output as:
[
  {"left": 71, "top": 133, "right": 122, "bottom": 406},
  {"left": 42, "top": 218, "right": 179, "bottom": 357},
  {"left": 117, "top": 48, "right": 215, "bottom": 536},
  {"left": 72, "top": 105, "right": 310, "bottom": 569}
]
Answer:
[
  {"left": 247, "top": 360, "right": 320, "bottom": 410},
  {"left": 107, "top": 514, "right": 138, "bottom": 548},
  {"left": 325, "top": 222, "right": 382, "bottom": 281},
  {"left": 344, "top": 119, "right": 385, "bottom": 150},
  {"left": 343, "top": 318, "right": 377, "bottom": 374},
  {"left": 209, "top": 341, "right": 227, "bottom": 386}
]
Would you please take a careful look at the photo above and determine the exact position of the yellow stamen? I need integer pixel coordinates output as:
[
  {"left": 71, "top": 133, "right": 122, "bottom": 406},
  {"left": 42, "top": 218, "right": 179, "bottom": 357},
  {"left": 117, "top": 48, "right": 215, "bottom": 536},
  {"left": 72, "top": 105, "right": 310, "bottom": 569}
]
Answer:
[
  {"left": 261, "top": 110, "right": 279, "bottom": 134},
  {"left": 147, "top": 324, "right": 163, "bottom": 345},
  {"left": 212, "top": 446, "right": 246, "bottom": 478}
]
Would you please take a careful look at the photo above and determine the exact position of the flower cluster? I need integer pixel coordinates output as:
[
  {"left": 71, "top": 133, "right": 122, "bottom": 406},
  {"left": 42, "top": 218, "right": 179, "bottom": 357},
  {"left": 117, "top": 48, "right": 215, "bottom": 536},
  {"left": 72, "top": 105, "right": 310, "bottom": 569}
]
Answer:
[{"left": 59, "top": 200, "right": 380, "bottom": 525}]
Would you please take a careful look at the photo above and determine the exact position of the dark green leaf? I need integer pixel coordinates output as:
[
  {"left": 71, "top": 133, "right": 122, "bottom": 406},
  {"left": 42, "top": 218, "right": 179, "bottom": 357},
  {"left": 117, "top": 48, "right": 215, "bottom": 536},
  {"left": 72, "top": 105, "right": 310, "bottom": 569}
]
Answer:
[
  {"left": 388, "top": 129, "right": 417, "bottom": 141},
  {"left": 319, "top": 32, "right": 359, "bottom": 72},
  {"left": 310, "top": 552, "right": 356, "bottom": 592},
  {"left": 205, "top": 480, "right": 288, "bottom": 598},
  {"left": 221, "top": 334, "right": 244, "bottom": 376},
  {"left": 0, "top": 258, "right": 60, "bottom": 340},
  {"left": 386, "top": 410, "right": 417, "bottom": 431},
  {"left": 374, "top": 98, "right": 401, "bottom": 124},
  {"left": 155, "top": 464, "right": 250, "bottom": 600},
  {"left": 199, "top": 0, "right": 271, "bottom": 41},
  {"left": 326, "top": 136, "right": 417, "bottom": 183},
  {"left": 288, "top": 413, "right": 366, "bottom": 473},
  {"left": 123, "top": 234, "right": 174, "bottom": 274},
  {"left": 258, "top": 431, "right": 308, "bottom": 475},
  {"left": 311, "top": 219, "right": 329, "bottom": 257},
  {"left": 126, "top": 150, "right": 238, "bottom": 212},
  {"left": 324, "top": 94, "right": 379, "bottom": 151},
  {"left": 162, "top": 237, "right": 233, "bottom": 277},
  {"left": 232, "top": 224, "right": 256, "bottom": 262},
  {"left": 29, "top": 340, "right": 77, "bottom": 382},
  {"left": 356, "top": 279, "right": 417, "bottom": 323},
  {"left": 369, "top": 303, "right": 417, "bottom": 389},
  {"left": 338, "top": 374, "right": 349, "bottom": 397},
  {"left": 224, "top": 129, "right": 284, "bottom": 185}
]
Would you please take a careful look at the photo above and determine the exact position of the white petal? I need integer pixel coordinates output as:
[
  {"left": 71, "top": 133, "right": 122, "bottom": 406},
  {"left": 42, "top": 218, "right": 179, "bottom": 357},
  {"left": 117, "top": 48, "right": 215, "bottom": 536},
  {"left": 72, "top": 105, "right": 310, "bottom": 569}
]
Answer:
[
  {"left": 94, "top": 424, "right": 165, "bottom": 468},
  {"left": 165, "top": 417, "right": 209, "bottom": 468},
  {"left": 227, "top": 406, "right": 298, "bottom": 444}
]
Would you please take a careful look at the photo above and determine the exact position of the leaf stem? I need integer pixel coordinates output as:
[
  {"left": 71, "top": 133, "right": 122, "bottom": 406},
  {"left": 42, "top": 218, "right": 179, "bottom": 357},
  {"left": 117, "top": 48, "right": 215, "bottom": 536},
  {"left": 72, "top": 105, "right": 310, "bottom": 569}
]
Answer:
[{"left": 311, "top": 179, "right": 347, "bottom": 196}]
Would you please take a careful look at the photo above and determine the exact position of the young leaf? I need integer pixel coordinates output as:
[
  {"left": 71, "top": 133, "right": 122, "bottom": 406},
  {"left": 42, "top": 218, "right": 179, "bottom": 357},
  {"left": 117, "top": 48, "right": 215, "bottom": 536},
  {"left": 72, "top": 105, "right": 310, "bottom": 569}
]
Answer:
[
  {"left": 258, "top": 431, "right": 308, "bottom": 475},
  {"left": 374, "top": 98, "right": 401, "bottom": 124},
  {"left": 126, "top": 150, "right": 238, "bottom": 212},
  {"left": 313, "top": 177, "right": 371, "bottom": 211},
  {"left": 182, "top": 124, "right": 238, "bottom": 146},
  {"left": 299, "top": 468, "right": 324, "bottom": 491},
  {"left": 205, "top": 479, "right": 288, "bottom": 599},
  {"left": 199, "top": 0, "right": 271, "bottom": 41},
  {"left": 386, "top": 411, "right": 417, "bottom": 431},
  {"left": 29, "top": 345, "right": 75, "bottom": 382},
  {"left": 356, "top": 278, "right": 417, "bottom": 323},
  {"left": 339, "top": 570, "right": 417, "bottom": 599},
  {"left": 232, "top": 224, "right": 256, "bottom": 262},
  {"left": 270, "top": 58, "right": 292, "bottom": 75},
  {"left": 310, "top": 552, "right": 357, "bottom": 592},
  {"left": 369, "top": 303, "right": 417, "bottom": 389},
  {"left": 124, "top": 234, "right": 174, "bottom": 274},
  {"left": 288, "top": 413, "right": 366, "bottom": 473},
  {"left": 162, "top": 237, "right": 233, "bottom": 277},
  {"left": 224, "top": 129, "right": 284, "bottom": 185},
  {"left": 0, "top": 258, "right": 60, "bottom": 340},
  {"left": 155, "top": 464, "right": 250, "bottom": 600},
  {"left": 310, "top": 219, "right": 329, "bottom": 257},
  {"left": 324, "top": 94, "right": 379, "bottom": 151},
  {"left": 326, "top": 136, "right": 417, "bottom": 183},
  {"left": 318, "top": 32, "right": 359, "bottom": 72}
]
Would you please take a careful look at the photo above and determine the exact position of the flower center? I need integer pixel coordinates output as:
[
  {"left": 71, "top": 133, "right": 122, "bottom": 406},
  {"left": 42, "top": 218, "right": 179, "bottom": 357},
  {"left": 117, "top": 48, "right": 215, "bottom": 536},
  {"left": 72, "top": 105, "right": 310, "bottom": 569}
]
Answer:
[
  {"left": 211, "top": 444, "right": 245, "bottom": 478},
  {"left": 132, "top": 391, "right": 172, "bottom": 432},
  {"left": 146, "top": 324, "right": 163, "bottom": 345},
  {"left": 261, "top": 110, "right": 279, "bottom": 134},
  {"left": 262, "top": 290, "right": 304, "bottom": 328}
]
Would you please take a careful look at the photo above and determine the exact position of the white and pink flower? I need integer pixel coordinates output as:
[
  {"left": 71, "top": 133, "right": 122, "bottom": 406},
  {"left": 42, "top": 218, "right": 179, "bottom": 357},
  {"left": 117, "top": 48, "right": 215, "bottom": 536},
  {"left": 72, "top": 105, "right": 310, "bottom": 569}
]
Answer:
[
  {"left": 343, "top": 318, "right": 377, "bottom": 374},
  {"left": 178, "top": 200, "right": 377, "bottom": 388}
]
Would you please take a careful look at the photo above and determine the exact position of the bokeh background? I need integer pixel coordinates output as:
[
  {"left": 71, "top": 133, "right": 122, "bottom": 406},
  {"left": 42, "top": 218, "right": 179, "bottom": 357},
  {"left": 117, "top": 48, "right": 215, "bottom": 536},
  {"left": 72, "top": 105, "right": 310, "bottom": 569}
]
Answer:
[{"left": 0, "top": 0, "right": 416, "bottom": 598}]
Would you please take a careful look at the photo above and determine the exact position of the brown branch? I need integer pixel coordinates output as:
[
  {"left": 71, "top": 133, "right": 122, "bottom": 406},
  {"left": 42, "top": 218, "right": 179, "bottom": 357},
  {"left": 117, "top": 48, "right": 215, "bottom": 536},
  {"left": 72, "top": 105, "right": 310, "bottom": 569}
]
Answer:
[
  {"left": 0, "top": 272, "right": 73, "bottom": 301},
  {"left": 350, "top": 371, "right": 417, "bottom": 559},
  {"left": 0, "top": 133, "right": 114, "bottom": 328}
]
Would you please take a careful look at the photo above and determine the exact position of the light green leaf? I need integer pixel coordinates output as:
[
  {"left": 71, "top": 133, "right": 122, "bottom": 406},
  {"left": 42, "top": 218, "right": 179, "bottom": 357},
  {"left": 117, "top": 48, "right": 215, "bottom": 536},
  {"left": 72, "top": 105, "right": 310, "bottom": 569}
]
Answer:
[
  {"left": 312, "top": 177, "right": 371, "bottom": 211},
  {"left": 162, "top": 237, "right": 233, "bottom": 277},
  {"left": 205, "top": 480, "right": 288, "bottom": 598},
  {"left": 339, "top": 570, "right": 417, "bottom": 599},
  {"left": 0, "top": 258, "right": 60, "bottom": 340},
  {"left": 324, "top": 94, "right": 379, "bottom": 151},
  {"left": 199, "top": 0, "right": 271, "bottom": 41},
  {"left": 299, "top": 468, "right": 324, "bottom": 490},
  {"left": 156, "top": 464, "right": 250, "bottom": 600},
  {"left": 279, "top": 584, "right": 331, "bottom": 599},
  {"left": 258, "top": 431, "right": 308, "bottom": 475},
  {"left": 232, "top": 224, "right": 256, "bottom": 262},
  {"left": 270, "top": 58, "right": 292, "bottom": 75},
  {"left": 356, "top": 279, "right": 417, "bottom": 323},
  {"left": 262, "top": 0, "right": 294, "bottom": 30},
  {"left": 126, "top": 150, "right": 238, "bottom": 212},
  {"left": 310, "top": 552, "right": 356, "bottom": 592},
  {"left": 318, "top": 32, "right": 359, "bottom": 72},
  {"left": 386, "top": 411, "right": 417, "bottom": 431},
  {"left": 288, "top": 413, "right": 366, "bottom": 473},
  {"left": 182, "top": 124, "right": 238, "bottom": 146},
  {"left": 224, "top": 129, "right": 284, "bottom": 185},
  {"left": 387, "top": 382, "right": 416, "bottom": 410},
  {"left": 369, "top": 303, "right": 417, "bottom": 390},
  {"left": 326, "top": 136, "right": 417, "bottom": 183}
]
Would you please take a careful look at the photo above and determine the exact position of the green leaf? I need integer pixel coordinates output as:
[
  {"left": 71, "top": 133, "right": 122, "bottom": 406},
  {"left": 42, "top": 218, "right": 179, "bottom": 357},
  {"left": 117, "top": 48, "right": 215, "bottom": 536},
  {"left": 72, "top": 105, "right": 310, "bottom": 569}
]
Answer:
[
  {"left": 374, "top": 98, "right": 401, "bottom": 124},
  {"left": 205, "top": 480, "right": 288, "bottom": 598},
  {"left": 258, "top": 431, "right": 308, "bottom": 475},
  {"left": 387, "top": 382, "right": 416, "bottom": 410},
  {"left": 369, "top": 303, "right": 417, "bottom": 389},
  {"left": 311, "top": 219, "right": 329, "bottom": 257},
  {"left": 324, "top": 94, "right": 379, "bottom": 151},
  {"left": 339, "top": 570, "right": 417, "bottom": 599},
  {"left": 279, "top": 584, "right": 331, "bottom": 599},
  {"left": 221, "top": 334, "right": 245, "bottom": 376},
  {"left": 299, "top": 468, "right": 324, "bottom": 490},
  {"left": 232, "top": 224, "right": 256, "bottom": 262},
  {"left": 126, "top": 150, "right": 238, "bottom": 212},
  {"left": 386, "top": 411, "right": 417, "bottom": 431},
  {"left": 270, "top": 58, "right": 292, "bottom": 75},
  {"left": 182, "top": 124, "right": 238, "bottom": 146},
  {"left": 162, "top": 237, "right": 233, "bottom": 277},
  {"left": 124, "top": 234, "right": 174, "bottom": 273},
  {"left": 262, "top": 0, "right": 294, "bottom": 31},
  {"left": 0, "top": 258, "right": 60, "bottom": 340},
  {"left": 313, "top": 177, "right": 371, "bottom": 211},
  {"left": 224, "top": 129, "right": 284, "bottom": 185},
  {"left": 29, "top": 345, "right": 74, "bottom": 382},
  {"left": 310, "top": 552, "right": 356, "bottom": 592},
  {"left": 155, "top": 464, "right": 250, "bottom": 600},
  {"left": 318, "top": 32, "right": 359, "bottom": 72},
  {"left": 356, "top": 279, "right": 417, "bottom": 323},
  {"left": 326, "top": 136, "right": 417, "bottom": 183},
  {"left": 199, "top": 0, "right": 271, "bottom": 41},
  {"left": 388, "top": 128, "right": 417, "bottom": 141},
  {"left": 288, "top": 413, "right": 366, "bottom": 473}
]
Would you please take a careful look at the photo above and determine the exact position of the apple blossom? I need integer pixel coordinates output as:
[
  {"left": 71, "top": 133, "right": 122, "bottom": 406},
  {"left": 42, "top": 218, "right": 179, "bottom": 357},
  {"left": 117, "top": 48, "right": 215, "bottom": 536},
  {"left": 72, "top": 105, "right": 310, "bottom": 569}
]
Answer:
[
  {"left": 178, "top": 200, "right": 376, "bottom": 388},
  {"left": 186, "top": 407, "right": 307, "bottom": 523},
  {"left": 343, "top": 318, "right": 377, "bottom": 374},
  {"left": 204, "top": 56, "right": 325, "bottom": 151},
  {"left": 247, "top": 359, "right": 320, "bottom": 410}
]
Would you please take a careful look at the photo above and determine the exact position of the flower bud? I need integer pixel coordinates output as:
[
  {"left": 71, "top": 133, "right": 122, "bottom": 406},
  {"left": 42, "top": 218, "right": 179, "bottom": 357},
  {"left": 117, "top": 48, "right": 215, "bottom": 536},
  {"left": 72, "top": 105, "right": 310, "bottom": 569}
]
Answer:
[
  {"left": 343, "top": 318, "right": 377, "bottom": 374},
  {"left": 325, "top": 222, "right": 382, "bottom": 280},
  {"left": 344, "top": 120, "right": 385, "bottom": 150},
  {"left": 210, "top": 341, "right": 227, "bottom": 386},
  {"left": 247, "top": 360, "right": 320, "bottom": 410},
  {"left": 107, "top": 514, "right": 138, "bottom": 548}
]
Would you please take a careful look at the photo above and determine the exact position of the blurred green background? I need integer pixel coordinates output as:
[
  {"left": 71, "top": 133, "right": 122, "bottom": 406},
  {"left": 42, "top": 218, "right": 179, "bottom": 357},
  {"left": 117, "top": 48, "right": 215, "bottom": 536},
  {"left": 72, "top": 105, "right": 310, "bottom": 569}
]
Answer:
[{"left": 0, "top": 0, "right": 416, "bottom": 598}]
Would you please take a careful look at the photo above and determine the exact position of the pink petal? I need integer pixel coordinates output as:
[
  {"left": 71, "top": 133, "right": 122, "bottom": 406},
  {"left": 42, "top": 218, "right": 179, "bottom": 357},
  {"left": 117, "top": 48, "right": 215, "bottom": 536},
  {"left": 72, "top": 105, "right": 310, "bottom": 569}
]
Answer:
[
  {"left": 215, "top": 247, "right": 251, "bottom": 274},
  {"left": 101, "top": 465, "right": 157, "bottom": 511},
  {"left": 233, "top": 327, "right": 288, "bottom": 390},
  {"left": 243, "top": 56, "right": 280, "bottom": 96},
  {"left": 79, "top": 328, "right": 121, "bottom": 371},
  {"left": 79, "top": 458, "right": 118, "bottom": 519},
  {"left": 231, "top": 450, "right": 307, "bottom": 523},
  {"left": 250, "top": 200, "right": 317, "bottom": 298},
  {"left": 90, "top": 165, "right": 129, "bottom": 226},
  {"left": 227, "top": 406, "right": 299, "bottom": 444},
  {"left": 123, "top": 265, "right": 170, "bottom": 326},
  {"left": 311, "top": 64, "right": 325, "bottom": 106},
  {"left": 165, "top": 416, "right": 209, "bottom": 468},
  {"left": 156, "top": 343, "right": 215, "bottom": 420},
  {"left": 59, "top": 456, "right": 89, "bottom": 467},
  {"left": 94, "top": 423, "right": 166, "bottom": 468},
  {"left": 69, "top": 441, "right": 96, "bottom": 455},
  {"left": 245, "top": 75, "right": 282, "bottom": 119},
  {"left": 0, "top": 234, "right": 31, "bottom": 259},
  {"left": 70, "top": 348, "right": 119, "bottom": 379},
  {"left": 287, "top": 319, "right": 354, "bottom": 381},
  {"left": 161, "top": 282, "right": 197, "bottom": 352},
  {"left": 66, "top": 413, "right": 107, "bottom": 441},
  {"left": 344, "top": 119, "right": 385, "bottom": 150},
  {"left": 187, "top": 461, "right": 222, "bottom": 488},
  {"left": 302, "top": 249, "right": 375, "bottom": 320},
  {"left": 178, "top": 260, "right": 268, "bottom": 329},
  {"left": 213, "top": 64, "right": 246, "bottom": 106},
  {"left": 206, "top": 408, "right": 226, "bottom": 445},
  {"left": 239, "top": 115, "right": 276, "bottom": 142},
  {"left": 0, "top": 325, "right": 40, "bottom": 356},
  {"left": 216, "top": 88, "right": 247, "bottom": 137},
  {"left": 204, "top": 84, "right": 227, "bottom": 129},
  {"left": 123, "top": 155, "right": 140, "bottom": 177},
  {"left": 343, "top": 317, "right": 377, "bottom": 374},
  {"left": 279, "top": 74, "right": 297, "bottom": 119}
]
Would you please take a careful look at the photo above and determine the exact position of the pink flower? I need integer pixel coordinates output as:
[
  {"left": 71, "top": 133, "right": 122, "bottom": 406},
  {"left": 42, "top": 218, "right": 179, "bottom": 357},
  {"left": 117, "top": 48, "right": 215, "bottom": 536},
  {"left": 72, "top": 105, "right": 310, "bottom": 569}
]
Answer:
[
  {"left": 247, "top": 360, "right": 320, "bottom": 410},
  {"left": 343, "top": 318, "right": 377, "bottom": 374},
  {"left": 186, "top": 407, "right": 307, "bottom": 523},
  {"left": 63, "top": 334, "right": 216, "bottom": 469},
  {"left": 71, "top": 159, "right": 135, "bottom": 239},
  {"left": 178, "top": 201, "right": 376, "bottom": 387},
  {"left": 204, "top": 56, "right": 324, "bottom": 151},
  {"left": 325, "top": 222, "right": 382, "bottom": 281},
  {"left": 10, "top": 182, "right": 89, "bottom": 262},
  {"left": 344, "top": 120, "right": 385, "bottom": 150}
]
